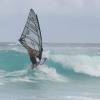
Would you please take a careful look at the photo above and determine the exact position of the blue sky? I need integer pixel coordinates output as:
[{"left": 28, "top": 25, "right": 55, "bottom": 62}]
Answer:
[{"left": 0, "top": 0, "right": 100, "bottom": 43}]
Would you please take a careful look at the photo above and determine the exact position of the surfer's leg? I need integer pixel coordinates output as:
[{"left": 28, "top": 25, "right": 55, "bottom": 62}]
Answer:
[
  {"left": 31, "top": 64, "right": 37, "bottom": 69},
  {"left": 31, "top": 65, "right": 34, "bottom": 69}
]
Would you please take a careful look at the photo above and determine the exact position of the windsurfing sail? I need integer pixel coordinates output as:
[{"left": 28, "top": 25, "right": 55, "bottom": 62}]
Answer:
[{"left": 19, "top": 9, "right": 43, "bottom": 60}]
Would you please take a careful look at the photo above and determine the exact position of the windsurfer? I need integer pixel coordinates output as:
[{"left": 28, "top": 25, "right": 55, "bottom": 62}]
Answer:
[
  {"left": 27, "top": 47, "right": 42, "bottom": 68},
  {"left": 19, "top": 9, "right": 46, "bottom": 68}
]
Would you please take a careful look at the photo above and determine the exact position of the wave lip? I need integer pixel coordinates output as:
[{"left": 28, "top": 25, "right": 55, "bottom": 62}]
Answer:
[{"left": 49, "top": 53, "right": 100, "bottom": 77}]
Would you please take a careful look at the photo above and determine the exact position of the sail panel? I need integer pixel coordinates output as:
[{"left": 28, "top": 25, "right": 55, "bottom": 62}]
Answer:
[{"left": 19, "top": 9, "right": 42, "bottom": 54}]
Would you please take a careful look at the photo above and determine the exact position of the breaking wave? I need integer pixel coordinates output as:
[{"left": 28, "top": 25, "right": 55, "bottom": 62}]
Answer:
[{"left": 0, "top": 44, "right": 100, "bottom": 85}]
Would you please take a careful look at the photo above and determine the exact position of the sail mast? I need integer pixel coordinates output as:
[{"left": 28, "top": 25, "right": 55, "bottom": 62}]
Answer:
[{"left": 36, "top": 14, "right": 43, "bottom": 51}]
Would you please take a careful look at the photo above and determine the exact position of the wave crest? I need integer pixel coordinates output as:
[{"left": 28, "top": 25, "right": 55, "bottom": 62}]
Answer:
[{"left": 49, "top": 53, "right": 100, "bottom": 77}]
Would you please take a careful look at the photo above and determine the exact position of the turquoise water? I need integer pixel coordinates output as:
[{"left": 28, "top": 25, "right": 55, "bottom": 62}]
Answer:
[{"left": 0, "top": 42, "right": 100, "bottom": 100}]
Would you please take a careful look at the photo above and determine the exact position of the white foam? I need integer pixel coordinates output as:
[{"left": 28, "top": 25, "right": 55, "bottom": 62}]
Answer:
[
  {"left": 64, "top": 96, "right": 100, "bottom": 100},
  {"left": 42, "top": 50, "right": 50, "bottom": 59},
  {"left": 8, "top": 43, "right": 17, "bottom": 46},
  {"left": 0, "top": 69, "right": 36, "bottom": 83},
  {"left": 9, "top": 76, "right": 36, "bottom": 83},
  {"left": 5, "top": 69, "right": 27, "bottom": 77},
  {"left": 49, "top": 53, "right": 100, "bottom": 77},
  {"left": 34, "top": 65, "right": 68, "bottom": 82},
  {"left": 27, "top": 95, "right": 100, "bottom": 100}
]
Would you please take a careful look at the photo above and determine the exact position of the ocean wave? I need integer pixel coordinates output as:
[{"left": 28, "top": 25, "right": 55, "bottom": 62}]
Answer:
[
  {"left": 32, "top": 65, "right": 68, "bottom": 82},
  {"left": 0, "top": 48, "right": 100, "bottom": 82},
  {"left": 0, "top": 66, "right": 68, "bottom": 84},
  {"left": 49, "top": 53, "right": 100, "bottom": 77},
  {"left": 62, "top": 96, "right": 100, "bottom": 100}
]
